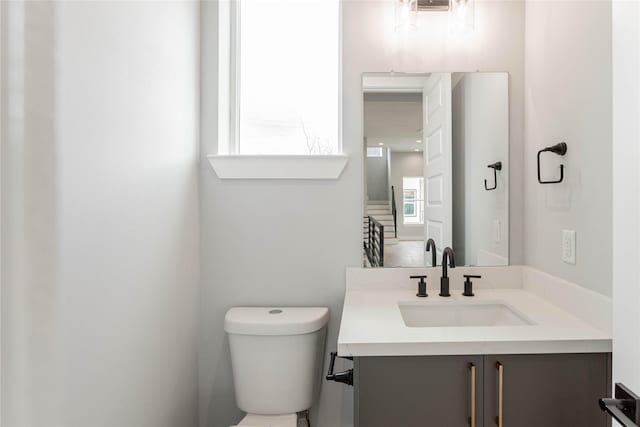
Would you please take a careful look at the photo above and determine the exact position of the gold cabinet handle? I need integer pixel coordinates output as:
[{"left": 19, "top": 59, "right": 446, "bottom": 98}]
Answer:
[
  {"left": 469, "top": 363, "right": 476, "bottom": 427},
  {"left": 496, "top": 362, "right": 504, "bottom": 427}
]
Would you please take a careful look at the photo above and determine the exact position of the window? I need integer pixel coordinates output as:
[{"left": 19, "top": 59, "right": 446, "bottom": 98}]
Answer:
[
  {"left": 367, "top": 147, "right": 383, "bottom": 157},
  {"left": 210, "top": 0, "right": 347, "bottom": 179},
  {"left": 403, "top": 177, "right": 424, "bottom": 225},
  {"left": 229, "top": 0, "right": 340, "bottom": 155}
]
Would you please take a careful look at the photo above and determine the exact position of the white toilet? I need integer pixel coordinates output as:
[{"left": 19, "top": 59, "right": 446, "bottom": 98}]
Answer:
[{"left": 224, "top": 307, "right": 329, "bottom": 427}]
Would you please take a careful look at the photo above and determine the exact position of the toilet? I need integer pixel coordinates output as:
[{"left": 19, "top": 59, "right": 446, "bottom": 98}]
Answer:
[{"left": 224, "top": 307, "right": 329, "bottom": 427}]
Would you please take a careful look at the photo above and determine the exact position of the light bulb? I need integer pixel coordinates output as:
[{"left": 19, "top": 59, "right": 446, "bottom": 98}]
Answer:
[
  {"left": 450, "top": 0, "right": 474, "bottom": 33},
  {"left": 395, "top": 0, "right": 417, "bottom": 33}
]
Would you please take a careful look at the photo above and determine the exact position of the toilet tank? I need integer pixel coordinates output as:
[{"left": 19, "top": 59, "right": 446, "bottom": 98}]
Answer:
[{"left": 224, "top": 307, "right": 329, "bottom": 415}]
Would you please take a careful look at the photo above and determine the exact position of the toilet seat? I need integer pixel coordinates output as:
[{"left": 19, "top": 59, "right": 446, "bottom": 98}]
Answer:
[{"left": 231, "top": 413, "right": 298, "bottom": 427}]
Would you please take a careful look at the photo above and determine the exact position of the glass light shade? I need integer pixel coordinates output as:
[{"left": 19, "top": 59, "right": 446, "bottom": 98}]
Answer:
[
  {"left": 450, "top": 0, "right": 475, "bottom": 33},
  {"left": 395, "top": 0, "right": 417, "bottom": 33}
]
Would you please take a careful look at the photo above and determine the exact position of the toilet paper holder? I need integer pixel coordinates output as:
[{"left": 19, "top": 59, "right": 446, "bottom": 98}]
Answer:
[{"left": 326, "top": 352, "right": 353, "bottom": 386}]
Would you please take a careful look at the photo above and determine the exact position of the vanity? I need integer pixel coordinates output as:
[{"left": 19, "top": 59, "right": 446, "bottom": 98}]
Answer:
[
  {"left": 348, "top": 71, "right": 613, "bottom": 426},
  {"left": 337, "top": 267, "right": 612, "bottom": 427}
]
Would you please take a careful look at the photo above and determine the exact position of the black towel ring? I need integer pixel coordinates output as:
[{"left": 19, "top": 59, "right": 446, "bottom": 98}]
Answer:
[
  {"left": 484, "top": 161, "right": 502, "bottom": 191},
  {"left": 537, "top": 142, "right": 567, "bottom": 184}
]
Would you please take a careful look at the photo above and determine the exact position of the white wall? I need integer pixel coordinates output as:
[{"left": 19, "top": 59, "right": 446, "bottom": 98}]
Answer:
[
  {"left": 612, "top": 0, "right": 640, "bottom": 401},
  {"left": 452, "top": 73, "right": 509, "bottom": 266},
  {"left": 1, "top": 2, "right": 200, "bottom": 426},
  {"left": 389, "top": 151, "right": 424, "bottom": 239},
  {"left": 524, "top": 0, "right": 612, "bottom": 296},
  {"left": 366, "top": 148, "right": 389, "bottom": 202},
  {"left": 200, "top": 1, "right": 524, "bottom": 426}
]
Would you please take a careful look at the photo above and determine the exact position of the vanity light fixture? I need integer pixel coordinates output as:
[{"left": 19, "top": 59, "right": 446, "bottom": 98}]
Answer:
[
  {"left": 417, "top": 0, "right": 450, "bottom": 11},
  {"left": 394, "top": 0, "right": 474, "bottom": 33}
]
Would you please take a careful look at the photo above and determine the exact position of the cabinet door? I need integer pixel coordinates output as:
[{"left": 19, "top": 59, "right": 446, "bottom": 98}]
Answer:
[
  {"left": 483, "top": 353, "right": 611, "bottom": 427},
  {"left": 355, "top": 355, "right": 483, "bottom": 427}
]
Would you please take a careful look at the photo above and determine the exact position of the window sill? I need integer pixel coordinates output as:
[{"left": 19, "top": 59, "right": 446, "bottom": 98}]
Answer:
[{"left": 207, "top": 154, "right": 349, "bottom": 180}]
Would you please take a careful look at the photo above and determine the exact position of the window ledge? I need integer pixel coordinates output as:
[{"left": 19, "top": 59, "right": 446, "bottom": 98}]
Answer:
[{"left": 207, "top": 154, "right": 349, "bottom": 180}]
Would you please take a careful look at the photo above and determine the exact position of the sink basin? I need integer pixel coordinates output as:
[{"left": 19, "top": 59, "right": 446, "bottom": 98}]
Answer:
[{"left": 398, "top": 301, "right": 534, "bottom": 327}]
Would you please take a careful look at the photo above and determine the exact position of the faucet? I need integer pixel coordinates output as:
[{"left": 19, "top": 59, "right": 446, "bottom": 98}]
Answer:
[
  {"left": 425, "top": 238, "right": 437, "bottom": 267},
  {"left": 440, "top": 247, "right": 456, "bottom": 297}
]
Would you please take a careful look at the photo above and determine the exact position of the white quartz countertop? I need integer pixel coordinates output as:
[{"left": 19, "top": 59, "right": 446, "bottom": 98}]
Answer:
[{"left": 337, "top": 287, "right": 612, "bottom": 357}]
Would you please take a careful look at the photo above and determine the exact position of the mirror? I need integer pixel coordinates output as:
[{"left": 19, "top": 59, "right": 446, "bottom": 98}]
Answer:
[{"left": 362, "top": 72, "right": 509, "bottom": 268}]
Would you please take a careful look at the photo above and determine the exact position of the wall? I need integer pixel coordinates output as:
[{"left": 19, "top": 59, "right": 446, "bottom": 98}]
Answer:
[
  {"left": 1, "top": 2, "right": 200, "bottom": 426},
  {"left": 524, "top": 0, "right": 612, "bottom": 296},
  {"left": 452, "top": 73, "right": 509, "bottom": 266},
  {"left": 612, "top": 0, "right": 640, "bottom": 401},
  {"left": 366, "top": 148, "right": 389, "bottom": 202},
  {"left": 452, "top": 77, "right": 467, "bottom": 263},
  {"left": 389, "top": 151, "right": 424, "bottom": 239},
  {"left": 200, "top": 1, "right": 525, "bottom": 426}
]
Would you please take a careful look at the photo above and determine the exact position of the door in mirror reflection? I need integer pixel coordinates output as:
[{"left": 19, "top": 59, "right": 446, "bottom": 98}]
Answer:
[{"left": 362, "top": 72, "right": 509, "bottom": 268}]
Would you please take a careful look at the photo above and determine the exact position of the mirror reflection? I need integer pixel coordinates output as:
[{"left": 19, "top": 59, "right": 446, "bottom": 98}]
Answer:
[{"left": 362, "top": 72, "right": 509, "bottom": 268}]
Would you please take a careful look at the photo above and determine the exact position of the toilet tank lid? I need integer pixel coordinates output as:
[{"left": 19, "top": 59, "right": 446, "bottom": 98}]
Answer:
[{"left": 224, "top": 307, "right": 329, "bottom": 336}]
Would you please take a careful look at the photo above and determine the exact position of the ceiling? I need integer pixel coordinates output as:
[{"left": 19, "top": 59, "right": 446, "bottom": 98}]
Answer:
[{"left": 363, "top": 92, "right": 423, "bottom": 152}]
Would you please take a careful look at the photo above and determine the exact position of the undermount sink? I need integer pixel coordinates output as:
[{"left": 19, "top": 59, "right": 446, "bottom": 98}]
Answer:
[{"left": 398, "top": 301, "right": 534, "bottom": 328}]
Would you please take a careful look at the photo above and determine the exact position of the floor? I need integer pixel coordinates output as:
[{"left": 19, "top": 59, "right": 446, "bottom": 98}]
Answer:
[{"left": 384, "top": 240, "right": 425, "bottom": 267}]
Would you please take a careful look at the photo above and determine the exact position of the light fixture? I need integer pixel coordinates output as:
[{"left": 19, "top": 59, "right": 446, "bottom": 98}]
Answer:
[
  {"left": 417, "top": 0, "right": 450, "bottom": 11},
  {"left": 414, "top": 148, "right": 420, "bottom": 152},
  {"left": 449, "top": 0, "right": 474, "bottom": 33},
  {"left": 378, "top": 142, "right": 384, "bottom": 146},
  {"left": 393, "top": 0, "right": 474, "bottom": 35},
  {"left": 416, "top": 139, "right": 423, "bottom": 143},
  {"left": 394, "top": 0, "right": 417, "bottom": 33}
]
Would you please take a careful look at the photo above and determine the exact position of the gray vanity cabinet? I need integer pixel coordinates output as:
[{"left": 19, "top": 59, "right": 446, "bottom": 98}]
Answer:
[
  {"left": 482, "top": 354, "right": 611, "bottom": 427},
  {"left": 354, "top": 353, "right": 611, "bottom": 427},
  {"left": 355, "top": 355, "right": 483, "bottom": 427}
]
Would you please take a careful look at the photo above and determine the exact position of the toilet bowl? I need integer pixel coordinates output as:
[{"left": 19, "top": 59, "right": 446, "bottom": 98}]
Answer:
[
  {"left": 224, "top": 307, "right": 329, "bottom": 427},
  {"left": 231, "top": 413, "right": 298, "bottom": 427}
]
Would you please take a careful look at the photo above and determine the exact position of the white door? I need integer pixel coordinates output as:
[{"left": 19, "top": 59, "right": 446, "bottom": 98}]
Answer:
[{"left": 423, "top": 73, "right": 453, "bottom": 265}]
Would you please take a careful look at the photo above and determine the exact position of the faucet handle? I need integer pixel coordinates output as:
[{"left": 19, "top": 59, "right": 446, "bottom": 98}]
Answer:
[
  {"left": 463, "top": 275, "right": 482, "bottom": 297},
  {"left": 409, "top": 275, "right": 428, "bottom": 298}
]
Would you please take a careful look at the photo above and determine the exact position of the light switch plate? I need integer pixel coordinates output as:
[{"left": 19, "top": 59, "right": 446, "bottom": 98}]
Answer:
[{"left": 562, "top": 230, "right": 576, "bottom": 264}]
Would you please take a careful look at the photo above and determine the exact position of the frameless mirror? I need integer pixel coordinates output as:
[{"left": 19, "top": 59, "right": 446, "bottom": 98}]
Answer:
[{"left": 362, "top": 72, "right": 509, "bottom": 268}]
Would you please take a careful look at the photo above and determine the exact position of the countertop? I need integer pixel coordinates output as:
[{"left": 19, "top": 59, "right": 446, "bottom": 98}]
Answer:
[{"left": 337, "top": 287, "right": 612, "bottom": 357}]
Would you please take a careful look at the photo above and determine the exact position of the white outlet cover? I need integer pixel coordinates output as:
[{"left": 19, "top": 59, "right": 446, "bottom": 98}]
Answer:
[{"left": 562, "top": 230, "right": 576, "bottom": 264}]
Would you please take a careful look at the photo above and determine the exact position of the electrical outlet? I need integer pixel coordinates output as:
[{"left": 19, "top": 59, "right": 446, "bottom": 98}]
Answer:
[
  {"left": 493, "top": 220, "right": 501, "bottom": 243},
  {"left": 562, "top": 230, "right": 576, "bottom": 264}
]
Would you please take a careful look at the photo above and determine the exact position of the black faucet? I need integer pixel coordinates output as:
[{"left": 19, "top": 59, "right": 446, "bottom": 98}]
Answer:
[
  {"left": 440, "top": 247, "right": 456, "bottom": 297},
  {"left": 425, "top": 238, "right": 437, "bottom": 267}
]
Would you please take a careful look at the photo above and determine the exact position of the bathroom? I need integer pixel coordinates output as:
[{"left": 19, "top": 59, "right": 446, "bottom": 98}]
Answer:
[{"left": 1, "top": 0, "right": 638, "bottom": 427}]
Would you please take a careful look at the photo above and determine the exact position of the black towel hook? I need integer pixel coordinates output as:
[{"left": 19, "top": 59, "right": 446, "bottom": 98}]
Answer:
[
  {"left": 484, "top": 161, "right": 502, "bottom": 191},
  {"left": 537, "top": 142, "right": 567, "bottom": 184}
]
